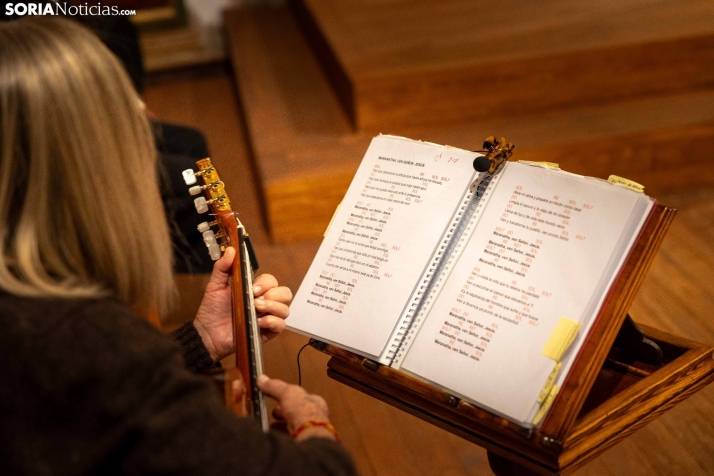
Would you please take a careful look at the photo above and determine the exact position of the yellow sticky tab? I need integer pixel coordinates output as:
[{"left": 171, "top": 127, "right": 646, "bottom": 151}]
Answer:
[
  {"left": 537, "top": 362, "right": 562, "bottom": 404},
  {"left": 537, "top": 161, "right": 560, "bottom": 169},
  {"left": 533, "top": 385, "right": 559, "bottom": 425},
  {"left": 324, "top": 202, "right": 342, "bottom": 237},
  {"left": 542, "top": 317, "right": 582, "bottom": 361},
  {"left": 607, "top": 175, "right": 645, "bottom": 193}
]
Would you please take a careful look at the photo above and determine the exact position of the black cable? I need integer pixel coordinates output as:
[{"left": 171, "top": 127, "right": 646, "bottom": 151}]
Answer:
[{"left": 296, "top": 342, "right": 311, "bottom": 387}]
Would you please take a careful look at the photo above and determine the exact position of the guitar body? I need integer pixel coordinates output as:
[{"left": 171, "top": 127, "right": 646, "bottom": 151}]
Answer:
[{"left": 189, "top": 159, "right": 269, "bottom": 432}]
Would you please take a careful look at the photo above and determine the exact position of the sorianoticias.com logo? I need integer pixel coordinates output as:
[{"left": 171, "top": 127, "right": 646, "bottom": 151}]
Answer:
[{"left": 4, "top": 2, "right": 137, "bottom": 16}]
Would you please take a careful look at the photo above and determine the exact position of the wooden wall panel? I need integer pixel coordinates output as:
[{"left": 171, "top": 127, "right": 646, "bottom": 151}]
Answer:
[{"left": 292, "top": 0, "right": 714, "bottom": 130}]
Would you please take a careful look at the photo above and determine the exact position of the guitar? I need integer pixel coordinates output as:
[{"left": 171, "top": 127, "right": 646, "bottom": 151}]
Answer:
[{"left": 182, "top": 159, "right": 269, "bottom": 432}]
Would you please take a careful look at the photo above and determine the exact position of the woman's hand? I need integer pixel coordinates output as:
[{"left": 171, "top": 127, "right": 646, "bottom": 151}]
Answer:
[
  {"left": 257, "top": 375, "right": 337, "bottom": 442},
  {"left": 194, "top": 247, "right": 293, "bottom": 362},
  {"left": 253, "top": 274, "right": 292, "bottom": 343}
]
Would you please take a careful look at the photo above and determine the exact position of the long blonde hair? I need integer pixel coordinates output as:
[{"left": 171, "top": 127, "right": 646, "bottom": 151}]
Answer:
[{"left": 0, "top": 17, "right": 175, "bottom": 316}]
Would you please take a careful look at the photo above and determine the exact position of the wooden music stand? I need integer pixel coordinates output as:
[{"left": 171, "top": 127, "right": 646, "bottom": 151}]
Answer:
[{"left": 309, "top": 204, "right": 714, "bottom": 475}]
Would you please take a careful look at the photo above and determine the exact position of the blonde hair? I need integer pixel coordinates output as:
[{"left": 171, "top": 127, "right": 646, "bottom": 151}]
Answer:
[{"left": 0, "top": 17, "right": 175, "bottom": 316}]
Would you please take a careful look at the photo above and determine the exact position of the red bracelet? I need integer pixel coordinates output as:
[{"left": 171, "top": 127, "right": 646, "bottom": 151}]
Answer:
[{"left": 290, "top": 420, "right": 341, "bottom": 442}]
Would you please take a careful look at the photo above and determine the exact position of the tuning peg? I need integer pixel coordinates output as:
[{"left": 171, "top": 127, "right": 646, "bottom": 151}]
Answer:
[
  {"left": 189, "top": 185, "right": 203, "bottom": 196},
  {"left": 202, "top": 230, "right": 216, "bottom": 246},
  {"left": 194, "top": 197, "right": 208, "bottom": 213},
  {"left": 207, "top": 243, "right": 222, "bottom": 261},
  {"left": 182, "top": 169, "right": 197, "bottom": 185},
  {"left": 197, "top": 222, "right": 211, "bottom": 233}
]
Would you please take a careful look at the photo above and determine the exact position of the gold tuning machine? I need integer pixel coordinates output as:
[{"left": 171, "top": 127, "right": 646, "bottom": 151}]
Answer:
[{"left": 182, "top": 167, "right": 214, "bottom": 186}]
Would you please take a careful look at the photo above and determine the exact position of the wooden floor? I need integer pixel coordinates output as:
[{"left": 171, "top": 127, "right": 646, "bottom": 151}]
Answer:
[
  {"left": 225, "top": 5, "right": 714, "bottom": 243},
  {"left": 145, "top": 67, "right": 714, "bottom": 476}
]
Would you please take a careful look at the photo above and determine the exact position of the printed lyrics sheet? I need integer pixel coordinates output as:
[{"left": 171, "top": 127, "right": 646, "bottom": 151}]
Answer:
[
  {"left": 402, "top": 163, "right": 645, "bottom": 422},
  {"left": 289, "top": 136, "right": 477, "bottom": 357}
]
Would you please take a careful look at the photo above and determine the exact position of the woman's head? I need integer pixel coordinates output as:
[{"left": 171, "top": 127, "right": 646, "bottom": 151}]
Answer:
[{"left": 0, "top": 17, "right": 174, "bottom": 315}]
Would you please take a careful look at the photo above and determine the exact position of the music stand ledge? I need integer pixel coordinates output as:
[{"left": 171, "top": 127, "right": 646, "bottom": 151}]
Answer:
[{"left": 310, "top": 321, "right": 714, "bottom": 475}]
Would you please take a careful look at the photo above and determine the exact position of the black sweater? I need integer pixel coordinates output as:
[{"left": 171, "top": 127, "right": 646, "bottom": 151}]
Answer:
[{"left": 0, "top": 293, "right": 357, "bottom": 476}]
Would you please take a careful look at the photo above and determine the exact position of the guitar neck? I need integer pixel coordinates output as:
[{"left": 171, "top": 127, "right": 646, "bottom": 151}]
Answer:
[{"left": 233, "top": 227, "right": 269, "bottom": 432}]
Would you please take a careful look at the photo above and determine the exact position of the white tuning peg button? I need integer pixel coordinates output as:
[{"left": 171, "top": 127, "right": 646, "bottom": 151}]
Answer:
[
  {"left": 194, "top": 196, "right": 208, "bottom": 214},
  {"left": 207, "top": 243, "right": 222, "bottom": 261},
  {"left": 202, "top": 230, "right": 216, "bottom": 246},
  {"left": 182, "top": 169, "right": 197, "bottom": 186},
  {"left": 197, "top": 222, "right": 210, "bottom": 233},
  {"left": 189, "top": 185, "right": 202, "bottom": 196}
]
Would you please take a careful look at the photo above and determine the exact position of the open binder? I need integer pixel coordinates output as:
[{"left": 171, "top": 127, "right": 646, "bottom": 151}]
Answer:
[{"left": 288, "top": 136, "right": 714, "bottom": 474}]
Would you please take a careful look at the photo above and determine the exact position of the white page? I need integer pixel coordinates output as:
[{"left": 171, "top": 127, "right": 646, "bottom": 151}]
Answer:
[
  {"left": 546, "top": 193, "right": 653, "bottom": 407},
  {"left": 289, "top": 136, "right": 477, "bottom": 358},
  {"left": 401, "top": 162, "right": 645, "bottom": 423}
]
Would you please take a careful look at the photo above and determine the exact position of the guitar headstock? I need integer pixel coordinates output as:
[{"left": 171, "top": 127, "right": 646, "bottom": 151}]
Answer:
[{"left": 182, "top": 158, "right": 237, "bottom": 261}]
